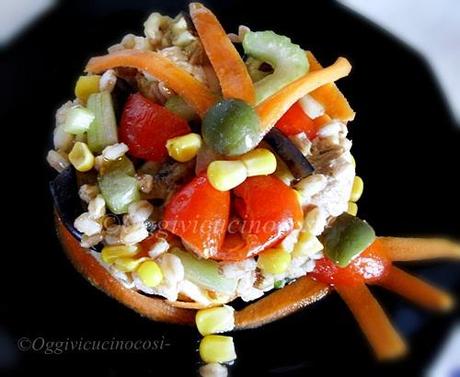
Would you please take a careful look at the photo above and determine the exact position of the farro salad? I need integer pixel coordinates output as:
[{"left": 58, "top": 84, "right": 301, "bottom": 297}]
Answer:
[{"left": 48, "top": 3, "right": 460, "bottom": 372}]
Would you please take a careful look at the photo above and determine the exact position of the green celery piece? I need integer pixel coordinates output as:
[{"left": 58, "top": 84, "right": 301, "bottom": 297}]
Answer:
[
  {"left": 165, "top": 95, "right": 197, "bottom": 121},
  {"left": 86, "top": 91, "right": 118, "bottom": 153},
  {"left": 101, "top": 156, "right": 136, "bottom": 177},
  {"left": 98, "top": 171, "right": 140, "bottom": 215},
  {"left": 243, "top": 31, "right": 309, "bottom": 103},
  {"left": 63, "top": 106, "right": 95, "bottom": 135},
  {"left": 171, "top": 248, "right": 237, "bottom": 294},
  {"left": 245, "top": 57, "right": 271, "bottom": 83}
]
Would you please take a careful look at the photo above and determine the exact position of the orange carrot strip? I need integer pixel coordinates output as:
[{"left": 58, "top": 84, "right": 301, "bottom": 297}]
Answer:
[
  {"left": 306, "top": 51, "right": 355, "bottom": 122},
  {"left": 376, "top": 237, "right": 460, "bottom": 261},
  {"left": 336, "top": 284, "right": 407, "bottom": 360},
  {"left": 85, "top": 49, "right": 216, "bottom": 117},
  {"left": 189, "top": 3, "right": 255, "bottom": 104},
  {"left": 235, "top": 276, "right": 329, "bottom": 329},
  {"left": 378, "top": 266, "right": 453, "bottom": 311},
  {"left": 256, "top": 58, "right": 352, "bottom": 134}
]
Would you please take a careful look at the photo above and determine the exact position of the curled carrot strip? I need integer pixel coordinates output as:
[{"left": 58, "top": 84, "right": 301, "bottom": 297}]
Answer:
[
  {"left": 85, "top": 49, "right": 216, "bottom": 117},
  {"left": 190, "top": 3, "right": 255, "bottom": 104}
]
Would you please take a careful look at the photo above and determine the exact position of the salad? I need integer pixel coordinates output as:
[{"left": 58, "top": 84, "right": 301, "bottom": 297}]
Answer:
[{"left": 48, "top": 3, "right": 460, "bottom": 374}]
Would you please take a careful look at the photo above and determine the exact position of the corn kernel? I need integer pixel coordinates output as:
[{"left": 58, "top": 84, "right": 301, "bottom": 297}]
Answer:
[
  {"left": 207, "top": 160, "right": 247, "bottom": 191},
  {"left": 166, "top": 133, "right": 202, "bottom": 162},
  {"left": 75, "top": 75, "right": 101, "bottom": 103},
  {"left": 350, "top": 154, "right": 356, "bottom": 168},
  {"left": 196, "top": 305, "right": 235, "bottom": 336},
  {"left": 274, "top": 157, "right": 294, "bottom": 186},
  {"left": 68, "top": 142, "right": 95, "bottom": 172},
  {"left": 113, "top": 257, "right": 148, "bottom": 272},
  {"left": 292, "top": 231, "right": 323, "bottom": 258},
  {"left": 350, "top": 176, "right": 364, "bottom": 202},
  {"left": 347, "top": 201, "right": 358, "bottom": 216},
  {"left": 199, "top": 335, "right": 236, "bottom": 364},
  {"left": 137, "top": 260, "right": 163, "bottom": 287},
  {"left": 101, "top": 245, "right": 139, "bottom": 264},
  {"left": 240, "top": 148, "right": 277, "bottom": 177},
  {"left": 257, "top": 248, "right": 291, "bottom": 275}
]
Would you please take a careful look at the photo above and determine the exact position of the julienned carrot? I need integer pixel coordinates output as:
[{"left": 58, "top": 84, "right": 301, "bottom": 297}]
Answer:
[
  {"left": 306, "top": 52, "right": 355, "bottom": 122},
  {"left": 376, "top": 237, "right": 460, "bottom": 261},
  {"left": 378, "top": 266, "right": 453, "bottom": 311},
  {"left": 336, "top": 284, "right": 407, "bottom": 360},
  {"left": 235, "top": 276, "right": 329, "bottom": 329},
  {"left": 256, "top": 58, "right": 352, "bottom": 134},
  {"left": 189, "top": 3, "right": 255, "bottom": 104},
  {"left": 85, "top": 49, "right": 216, "bottom": 117}
]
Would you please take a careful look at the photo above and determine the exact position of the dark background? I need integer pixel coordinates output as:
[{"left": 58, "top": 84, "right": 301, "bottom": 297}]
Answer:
[{"left": 1, "top": 0, "right": 459, "bottom": 375}]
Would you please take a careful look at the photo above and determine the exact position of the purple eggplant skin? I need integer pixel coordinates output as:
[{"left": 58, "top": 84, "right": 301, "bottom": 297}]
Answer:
[{"left": 264, "top": 128, "right": 314, "bottom": 180}]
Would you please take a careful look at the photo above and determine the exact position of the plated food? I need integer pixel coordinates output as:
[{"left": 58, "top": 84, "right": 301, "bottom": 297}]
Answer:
[{"left": 48, "top": 3, "right": 460, "bottom": 374}]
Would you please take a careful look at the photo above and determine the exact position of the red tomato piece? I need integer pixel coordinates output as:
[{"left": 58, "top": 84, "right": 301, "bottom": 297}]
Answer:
[
  {"left": 275, "top": 101, "right": 319, "bottom": 139},
  {"left": 162, "top": 175, "right": 230, "bottom": 258},
  {"left": 119, "top": 93, "right": 191, "bottom": 161}
]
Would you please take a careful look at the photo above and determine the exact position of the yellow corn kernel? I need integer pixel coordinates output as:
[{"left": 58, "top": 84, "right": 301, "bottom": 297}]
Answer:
[
  {"left": 199, "top": 335, "right": 236, "bottom": 364},
  {"left": 75, "top": 75, "right": 101, "bottom": 103},
  {"left": 68, "top": 142, "right": 95, "bottom": 172},
  {"left": 240, "top": 148, "right": 277, "bottom": 177},
  {"left": 257, "top": 248, "right": 291, "bottom": 275},
  {"left": 350, "top": 176, "right": 364, "bottom": 202},
  {"left": 292, "top": 231, "right": 323, "bottom": 258},
  {"left": 101, "top": 245, "right": 139, "bottom": 264},
  {"left": 347, "top": 201, "right": 358, "bottom": 216},
  {"left": 207, "top": 160, "right": 247, "bottom": 191},
  {"left": 137, "top": 260, "right": 163, "bottom": 288},
  {"left": 350, "top": 154, "right": 356, "bottom": 168},
  {"left": 113, "top": 257, "right": 148, "bottom": 272},
  {"left": 196, "top": 305, "right": 235, "bottom": 336},
  {"left": 166, "top": 133, "right": 202, "bottom": 162},
  {"left": 274, "top": 157, "right": 294, "bottom": 186}
]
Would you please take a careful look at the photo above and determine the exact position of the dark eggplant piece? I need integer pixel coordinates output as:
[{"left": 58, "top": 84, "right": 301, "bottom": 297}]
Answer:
[{"left": 264, "top": 128, "right": 314, "bottom": 180}]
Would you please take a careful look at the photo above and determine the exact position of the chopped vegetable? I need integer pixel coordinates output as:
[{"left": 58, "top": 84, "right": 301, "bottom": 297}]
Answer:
[
  {"left": 378, "top": 266, "right": 453, "bottom": 311},
  {"left": 202, "top": 99, "right": 261, "bottom": 156},
  {"left": 336, "top": 284, "right": 407, "bottom": 360},
  {"left": 243, "top": 31, "right": 308, "bottom": 103},
  {"left": 347, "top": 202, "right": 358, "bottom": 216},
  {"left": 321, "top": 213, "right": 376, "bottom": 267},
  {"left": 257, "top": 248, "right": 291, "bottom": 274},
  {"left": 246, "top": 57, "right": 271, "bottom": 83},
  {"left": 207, "top": 160, "right": 248, "bottom": 191},
  {"left": 86, "top": 49, "right": 216, "bottom": 117},
  {"left": 137, "top": 260, "right": 163, "bottom": 287},
  {"left": 165, "top": 95, "right": 197, "bottom": 121},
  {"left": 195, "top": 305, "right": 235, "bottom": 336},
  {"left": 172, "top": 248, "right": 237, "bottom": 293},
  {"left": 120, "top": 93, "right": 191, "bottom": 161},
  {"left": 292, "top": 231, "right": 323, "bottom": 258},
  {"left": 68, "top": 142, "right": 95, "bottom": 172},
  {"left": 113, "top": 256, "right": 148, "bottom": 272},
  {"left": 63, "top": 106, "right": 95, "bottom": 135},
  {"left": 350, "top": 176, "right": 364, "bottom": 202},
  {"left": 163, "top": 176, "right": 230, "bottom": 258},
  {"left": 166, "top": 133, "right": 202, "bottom": 162},
  {"left": 86, "top": 91, "right": 118, "bottom": 153},
  {"left": 264, "top": 128, "right": 314, "bottom": 180},
  {"left": 199, "top": 335, "right": 237, "bottom": 363},
  {"left": 256, "top": 57, "right": 352, "bottom": 134},
  {"left": 274, "top": 280, "right": 285, "bottom": 289},
  {"left": 99, "top": 155, "right": 136, "bottom": 177},
  {"left": 74, "top": 75, "right": 100, "bottom": 103},
  {"left": 240, "top": 148, "right": 277, "bottom": 177},
  {"left": 189, "top": 3, "right": 255, "bottom": 104},
  {"left": 275, "top": 101, "right": 319, "bottom": 139},
  {"left": 98, "top": 170, "right": 140, "bottom": 214},
  {"left": 101, "top": 244, "right": 139, "bottom": 264}
]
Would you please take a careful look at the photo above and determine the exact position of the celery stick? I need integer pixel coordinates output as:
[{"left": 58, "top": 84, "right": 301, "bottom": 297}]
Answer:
[
  {"left": 98, "top": 171, "right": 140, "bottom": 214},
  {"left": 87, "top": 92, "right": 118, "bottom": 153},
  {"left": 165, "top": 95, "right": 197, "bottom": 121},
  {"left": 63, "top": 106, "right": 95, "bottom": 135},
  {"left": 172, "top": 248, "right": 237, "bottom": 294}
]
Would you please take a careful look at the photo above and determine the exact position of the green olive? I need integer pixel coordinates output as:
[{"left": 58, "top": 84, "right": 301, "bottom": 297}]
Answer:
[
  {"left": 321, "top": 213, "right": 376, "bottom": 267},
  {"left": 202, "top": 99, "right": 261, "bottom": 156}
]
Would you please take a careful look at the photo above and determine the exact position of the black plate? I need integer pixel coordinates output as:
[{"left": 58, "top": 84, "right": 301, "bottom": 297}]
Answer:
[{"left": 1, "top": 0, "right": 459, "bottom": 375}]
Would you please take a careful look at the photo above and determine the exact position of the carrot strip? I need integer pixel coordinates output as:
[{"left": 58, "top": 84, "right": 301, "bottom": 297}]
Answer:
[
  {"left": 336, "top": 284, "right": 407, "bottom": 360},
  {"left": 376, "top": 237, "right": 460, "bottom": 261},
  {"left": 85, "top": 49, "right": 216, "bottom": 117},
  {"left": 190, "top": 3, "right": 255, "bottom": 104},
  {"left": 378, "top": 266, "right": 453, "bottom": 311},
  {"left": 256, "top": 58, "right": 352, "bottom": 134},
  {"left": 235, "top": 276, "right": 329, "bottom": 329},
  {"left": 306, "top": 51, "right": 355, "bottom": 122}
]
